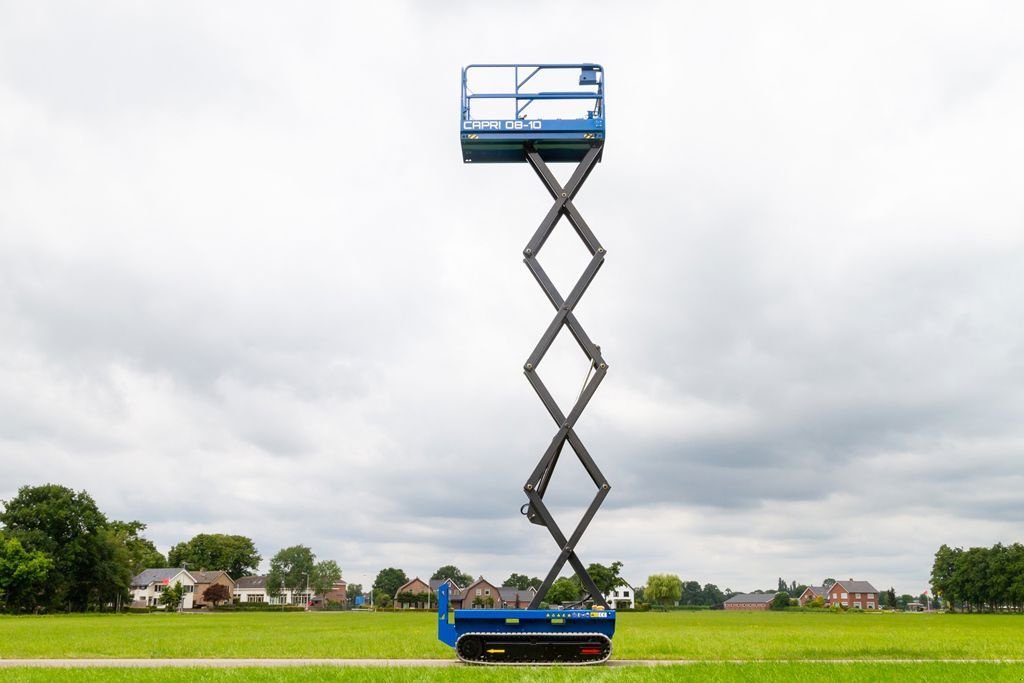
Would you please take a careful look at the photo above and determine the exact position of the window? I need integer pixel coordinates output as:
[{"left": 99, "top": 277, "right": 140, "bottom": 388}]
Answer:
[
  {"left": 155, "top": 584, "right": 165, "bottom": 593},
  {"left": 184, "top": 585, "right": 194, "bottom": 593},
  {"left": 841, "top": 592, "right": 848, "bottom": 599},
  {"left": 247, "top": 594, "right": 265, "bottom": 603},
  {"left": 484, "top": 589, "right": 490, "bottom": 596},
  {"left": 868, "top": 603, "right": 875, "bottom": 609},
  {"left": 623, "top": 590, "right": 630, "bottom": 597},
  {"left": 842, "top": 601, "right": 848, "bottom": 607},
  {"left": 476, "top": 589, "right": 482, "bottom": 596},
  {"left": 855, "top": 593, "right": 861, "bottom": 599}
]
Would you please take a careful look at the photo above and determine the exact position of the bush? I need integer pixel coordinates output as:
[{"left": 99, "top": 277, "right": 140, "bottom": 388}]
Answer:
[{"left": 214, "top": 603, "right": 305, "bottom": 612}]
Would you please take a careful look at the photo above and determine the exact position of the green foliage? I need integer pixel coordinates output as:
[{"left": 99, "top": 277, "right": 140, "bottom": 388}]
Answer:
[
  {"left": 471, "top": 595, "right": 495, "bottom": 608},
  {"left": 202, "top": 583, "right": 231, "bottom": 606},
  {"left": 373, "top": 567, "right": 409, "bottom": 598},
  {"left": 645, "top": 573, "right": 683, "bottom": 607},
  {"left": 585, "top": 561, "right": 625, "bottom": 595},
  {"left": 0, "top": 484, "right": 114, "bottom": 611},
  {"left": 347, "top": 583, "right": 363, "bottom": 601},
  {"left": 372, "top": 589, "right": 392, "bottom": 608},
  {"left": 267, "top": 546, "right": 316, "bottom": 597},
  {"left": 5, "top": 611, "right": 1024, "bottom": 662},
  {"left": 0, "top": 532, "right": 53, "bottom": 612},
  {"left": 309, "top": 560, "right": 342, "bottom": 599},
  {"left": 167, "top": 534, "right": 261, "bottom": 579},
  {"left": 545, "top": 577, "right": 581, "bottom": 604},
  {"left": 158, "top": 582, "right": 185, "bottom": 610},
  {"left": 108, "top": 521, "right": 166, "bottom": 575},
  {"left": 770, "top": 592, "right": 791, "bottom": 610},
  {"left": 502, "top": 573, "right": 541, "bottom": 590},
  {"left": 929, "top": 544, "right": 1024, "bottom": 614},
  {"left": 430, "top": 565, "right": 472, "bottom": 588},
  {"left": 396, "top": 591, "right": 429, "bottom": 607}
]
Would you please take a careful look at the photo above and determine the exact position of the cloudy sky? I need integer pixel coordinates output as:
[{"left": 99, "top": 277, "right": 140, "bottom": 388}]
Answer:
[{"left": 2, "top": 1, "right": 1023, "bottom": 596}]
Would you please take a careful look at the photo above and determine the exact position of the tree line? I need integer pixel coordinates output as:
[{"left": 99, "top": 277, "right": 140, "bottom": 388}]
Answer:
[
  {"left": 0, "top": 484, "right": 343, "bottom": 613},
  {"left": 931, "top": 543, "right": 1024, "bottom": 612}
]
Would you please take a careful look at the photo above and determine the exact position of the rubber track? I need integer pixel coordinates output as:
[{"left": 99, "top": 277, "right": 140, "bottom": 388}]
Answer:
[{"left": 455, "top": 632, "right": 612, "bottom": 666}]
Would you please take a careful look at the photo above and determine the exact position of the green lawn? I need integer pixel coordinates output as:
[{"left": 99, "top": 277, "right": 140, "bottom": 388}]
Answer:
[
  {"left": 0, "top": 610, "right": 1022, "bottom": 660},
  {"left": 3, "top": 665, "right": 1024, "bottom": 683}
]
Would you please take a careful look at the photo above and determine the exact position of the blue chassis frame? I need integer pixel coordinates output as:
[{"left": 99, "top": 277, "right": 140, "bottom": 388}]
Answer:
[
  {"left": 437, "top": 583, "right": 616, "bottom": 646},
  {"left": 460, "top": 63, "right": 605, "bottom": 163}
]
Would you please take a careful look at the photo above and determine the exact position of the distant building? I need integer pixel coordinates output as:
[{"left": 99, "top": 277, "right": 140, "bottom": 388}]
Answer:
[
  {"left": 498, "top": 585, "right": 537, "bottom": 609},
  {"left": 798, "top": 585, "right": 828, "bottom": 606},
  {"left": 724, "top": 593, "right": 777, "bottom": 611},
  {"left": 605, "top": 585, "right": 635, "bottom": 609},
  {"left": 394, "top": 577, "right": 432, "bottom": 609},
  {"left": 190, "top": 570, "right": 235, "bottom": 608},
  {"left": 234, "top": 575, "right": 312, "bottom": 606},
  {"left": 826, "top": 579, "right": 879, "bottom": 610},
  {"left": 130, "top": 568, "right": 196, "bottom": 609}
]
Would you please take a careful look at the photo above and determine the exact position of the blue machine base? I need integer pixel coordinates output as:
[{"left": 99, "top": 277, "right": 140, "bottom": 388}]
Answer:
[{"left": 436, "top": 584, "right": 616, "bottom": 648}]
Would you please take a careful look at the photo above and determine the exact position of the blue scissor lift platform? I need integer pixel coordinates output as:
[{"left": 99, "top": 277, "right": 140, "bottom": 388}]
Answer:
[
  {"left": 444, "top": 63, "right": 615, "bottom": 665},
  {"left": 461, "top": 64, "right": 604, "bottom": 163}
]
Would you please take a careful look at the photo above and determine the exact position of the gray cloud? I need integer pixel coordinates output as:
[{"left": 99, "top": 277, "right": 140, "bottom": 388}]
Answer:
[{"left": 2, "top": 1, "right": 1024, "bottom": 594}]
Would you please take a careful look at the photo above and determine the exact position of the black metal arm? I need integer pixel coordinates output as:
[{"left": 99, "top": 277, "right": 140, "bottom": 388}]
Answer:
[{"left": 519, "top": 143, "right": 610, "bottom": 610}]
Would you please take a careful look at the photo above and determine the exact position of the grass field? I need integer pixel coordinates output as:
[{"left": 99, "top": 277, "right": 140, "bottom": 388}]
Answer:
[
  {"left": 4, "top": 665, "right": 1024, "bottom": 683},
  {"left": 1, "top": 610, "right": 1023, "bottom": 661}
]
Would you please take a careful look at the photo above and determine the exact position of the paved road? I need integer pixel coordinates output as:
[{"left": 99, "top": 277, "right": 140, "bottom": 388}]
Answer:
[{"left": 2, "top": 659, "right": 1023, "bottom": 668}]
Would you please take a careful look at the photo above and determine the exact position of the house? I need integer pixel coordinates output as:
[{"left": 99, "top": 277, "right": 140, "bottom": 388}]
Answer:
[
  {"left": 429, "top": 577, "right": 461, "bottom": 595},
  {"left": 321, "top": 579, "right": 348, "bottom": 606},
  {"left": 798, "top": 585, "right": 828, "bottom": 606},
  {"left": 462, "top": 577, "right": 502, "bottom": 608},
  {"left": 825, "top": 579, "right": 879, "bottom": 610},
  {"left": 605, "top": 585, "right": 635, "bottom": 609},
  {"left": 724, "top": 593, "right": 777, "bottom": 610},
  {"left": 394, "top": 577, "right": 432, "bottom": 609},
  {"left": 130, "top": 568, "right": 196, "bottom": 609},
  {"left": 235, "top": 575, "right": 269, "bottom": 604},
  {"left": 190, "top": 570, "right": 236, "bottom": 608},
  {"left": 498, "top": 585, "right": 537, "bottom": 609},
  {"left": 234, "top": 575, "right": 312, "bottom": 606}
]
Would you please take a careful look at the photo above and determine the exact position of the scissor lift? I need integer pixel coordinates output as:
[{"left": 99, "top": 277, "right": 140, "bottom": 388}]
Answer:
[{"left": 439, "top": 64, "right": 615, "bottom": 665}]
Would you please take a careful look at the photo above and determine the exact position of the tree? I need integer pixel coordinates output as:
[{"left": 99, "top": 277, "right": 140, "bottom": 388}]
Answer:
[
  {"left": 202, "top": 583, "right": 231, "bottom": 607},
  {"left": 347, "top": 583, "right": 363, "bottom": 602},
  {"left": 0, "top": 484, "right": 111, "bottom": 611},
  {"left": 822, "top": 578, "right": 836, "bottom": 591},
  {"left": 503, "top": 573, "right": 541, "bottom": 591},
  {"left": 168, "top": 534, "right": 261, "bottom": 579},
  {"left": 702, "top": 583, "right": 726, "bottom": 608},
  {"left": 886, "top": 587, "right": 898, "bottom": 609},
  {"left": 159, "top": 581, "right": 186, "bottom": 610},
  {"left": 770, "top": 592, "right": 791, "bottom": 610},
  {"left": 310, "top": 560, "right": 343, "bottom": 601},
  {"left": 680, "top": 580, "right": 703, "bottom": 605},
  {"left": 645, "top": 574, "right": 683, "bottom": 607},
  {"left": 109, "top": 521, "right": 165, "bottom": 576},
  {"left": 582, "top": 561, "right": 625, "bottom": 596},
  {"left": 0, "top": 532, "right": 52, "bottom": 613},
  {"left": 373, "top": 567, "right": 409, "bottom": 599},
  {"left": 267, "top": 546, "right": 316, "bottom": 599},
  {"left": 431, "top": 565, "right": 472, "bottom": 588},
  {"left": 545, "top": 577, "right": 581, "bottom": 605}
]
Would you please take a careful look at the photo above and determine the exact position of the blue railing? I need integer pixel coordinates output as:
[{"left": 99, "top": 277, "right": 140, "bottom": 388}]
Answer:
[{"left": 461, "top": 64, "right": 604, "bottom": 123}]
